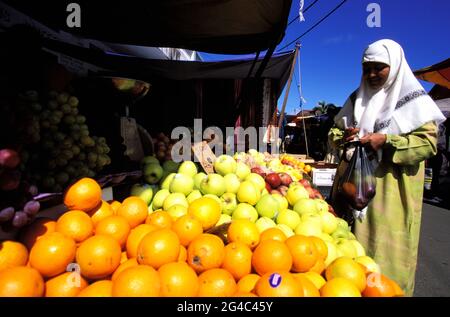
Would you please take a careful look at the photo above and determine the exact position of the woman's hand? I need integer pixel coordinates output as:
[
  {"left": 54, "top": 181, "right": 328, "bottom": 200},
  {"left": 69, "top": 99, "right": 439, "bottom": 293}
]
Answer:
[
  {"left": 344, "top": 127, "right": 360, "bottom": 142},
  {"left": 360, "top": 133, "right": 387, "bottom": 151}
]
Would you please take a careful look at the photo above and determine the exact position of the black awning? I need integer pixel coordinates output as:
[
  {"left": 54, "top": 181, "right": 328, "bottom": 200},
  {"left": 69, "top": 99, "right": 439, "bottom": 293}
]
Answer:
[{"left": 4, "top": 0, "right": 292, "bottom": 54}]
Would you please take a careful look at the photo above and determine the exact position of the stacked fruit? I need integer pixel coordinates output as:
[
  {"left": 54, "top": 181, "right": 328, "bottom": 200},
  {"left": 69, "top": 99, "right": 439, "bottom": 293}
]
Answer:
[
  {"left": 280, "top": 154, "right": 313, "bottom": 176},
  {"left": 152, "top": 133, "right": 176, "bottom": 162},
  {"left": 0, "top": 148, "right": 41, "bottom": 230},
  {"left": 0, "top": 177, "right": 403, "bottom": 297}
]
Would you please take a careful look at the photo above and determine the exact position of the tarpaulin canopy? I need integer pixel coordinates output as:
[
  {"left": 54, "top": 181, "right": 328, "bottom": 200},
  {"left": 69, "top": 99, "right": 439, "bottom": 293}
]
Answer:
[
  {"left": 3, "top": 0, "right": 292, "bottom": 54},
  {"left": 414, "top": 58, "right": 450, "bottom": 89},
  {"left": 43, "top": 39, "right": 295, "bottom": 94}
]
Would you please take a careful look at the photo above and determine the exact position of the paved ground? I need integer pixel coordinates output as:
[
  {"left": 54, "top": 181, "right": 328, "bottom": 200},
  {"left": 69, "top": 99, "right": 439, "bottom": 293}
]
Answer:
[{"left": 414, "top": 175, "right": 450, "bottom": 297}]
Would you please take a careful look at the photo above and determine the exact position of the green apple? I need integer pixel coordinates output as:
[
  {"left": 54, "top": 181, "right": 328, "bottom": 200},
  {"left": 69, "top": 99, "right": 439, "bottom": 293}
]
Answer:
[
  {"left": 319, "top": 210, "right": 338, "bottom": 234},
  {"left": 268, "top": 158, "right": 282, "bottom": 170},
  {"left": 255, "top": 217, "right": 277, "bottom": 233},
  {"left": 193, "top": 172, "right": 207, "bottom": 190},
  {"left": 315, "top": 199, "right": 330, "bottom": 213},
  {"left": 347, "top": 232, "right": 356, "bottom": 240},
  {"left": 336, "top": 218, "right": 350, "bottom": 231},
  {"left": 294, "top": 219, "right": 322, "bottom": 237},
  {"left": 162, "top": 160, "right": 180, "bottom": 173},
  {"left": 148, "top": 204, "right": 154, "bottom": 214},
  {"left": 221, "top": 193, "right": 238, "bottom": 216},
  {"left": 142, "top": 155, "right": 159, "bottom": 165},
  {"left": 261, "top": 188, "right": 269, "bottom": 196},
  {"left": 324, "top": 241, "right": 339, "bottom": 267},
  {"left": 354, "top": 256, "right": 380, "bottom": 273},
  {"left": 160, "top": 173, "right": 176, "bottom": 190},
  {"left": 167, "top": 204, "right": 188, "bottom": 221},
  {"left": 301, "top": 213, "right": 323, "bottom": 228},
  {"left": 200, "top": 174, "right": 226, "bottom": 197},
  {"left": 276, "top": 224, "right": 294, "bottom": 238},
  {"left": 143, "top": 163, "right": 164, "bottom": 184},
  {"left": 235, "top": 162, "right": 251, "bottom": 181},
  {"left": 187, "top": 190, "right": 202, "bottom": 204},
  {"left": 245, "top": 173, "right": 266, "bottom": 192},
  {"left": 331, "top": 227, "right": 350, "bottom": 240},
  {"left": 237, "top": 181, "right": 261, "bottom": 205},
  {"left": 287, "top": 186, "right": 310, "bottom": 206},
  {"left": 130, "top": 184, "right": 154, "bottom": 205},
  {"left": 223, "top": 174, "right": 241, "bottom": 194},
  {"left": 319, "top": 232, "right": 334, "bottom": 242},
  {"left": 272, "top": 194, "right": 288, "bottom": 211},
  {"left": 334, "top": 238, "right": 357, "bottom": 258},
  {"left": 255, "top": 194, "right": 280, "bottom": 219},
  {"left": 216, "top": 214, "right": 232, "bottom": 226},
  {"left": 169, "top": 173, "right": 194, "bottom": 196},
  {"left": 152, "top": 189, "right": 171, "bottom": 210},
  {"left": 163, "top": 193, "right": 188, "bottom": 210},
  {"left": 293, "top": 198, "right": 319, "bottom": 215},
  {"left": 349, "top": 240, "right": 366, "bottom": 257},
  {"left": 232, "top": 203, "right": 258, "bottom": 222},
  {"left": 178, "top": 161, "right": 198, "bottom": 177},
  {"left": 213, "top": 154, "right": 237, "bottom": 176},
  {"left": 276, "top": 209, "right": 301, "bottom": 230}
]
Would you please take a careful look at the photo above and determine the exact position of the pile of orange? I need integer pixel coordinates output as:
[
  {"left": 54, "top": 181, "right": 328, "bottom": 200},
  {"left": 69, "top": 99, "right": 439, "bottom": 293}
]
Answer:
[{"left": 0, "top": 177, "right": 404, "bottom": 297}]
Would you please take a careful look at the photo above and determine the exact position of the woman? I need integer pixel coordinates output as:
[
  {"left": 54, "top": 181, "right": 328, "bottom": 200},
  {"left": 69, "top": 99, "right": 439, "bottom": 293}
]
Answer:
[{"left": 328, "top": 39, "right": 446, "bottom": 296}]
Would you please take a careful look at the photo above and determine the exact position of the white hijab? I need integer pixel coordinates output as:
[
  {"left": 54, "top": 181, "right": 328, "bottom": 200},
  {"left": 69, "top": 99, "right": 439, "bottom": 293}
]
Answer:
[{"left": 335, "top": 39, "right": 446, "bottom": 136}]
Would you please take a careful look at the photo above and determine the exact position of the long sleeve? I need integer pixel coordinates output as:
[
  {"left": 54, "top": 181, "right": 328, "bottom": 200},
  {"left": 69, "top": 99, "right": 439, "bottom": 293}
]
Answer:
[{"left": 383, "top": 121, "right": 438, "bottom": 166}]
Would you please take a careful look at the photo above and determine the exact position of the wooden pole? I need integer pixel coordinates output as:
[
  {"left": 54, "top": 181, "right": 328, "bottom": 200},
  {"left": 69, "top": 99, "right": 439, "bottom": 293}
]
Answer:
[{"left": 278, "top": 43, "right": 300, "bottom": 128}]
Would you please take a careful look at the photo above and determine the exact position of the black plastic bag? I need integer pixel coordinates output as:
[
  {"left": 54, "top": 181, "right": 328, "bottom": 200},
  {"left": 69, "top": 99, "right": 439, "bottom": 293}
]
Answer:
[{"left": 337, "top": 141, "right": 377, "bottom": 211}]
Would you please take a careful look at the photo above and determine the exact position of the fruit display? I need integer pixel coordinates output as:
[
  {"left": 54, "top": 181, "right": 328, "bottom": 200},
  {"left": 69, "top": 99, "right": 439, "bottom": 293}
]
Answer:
[
  {"left": 0, "top": 174, "right": 404, "bottom": 297},
  {"left": 280, "top": 153, "right": 314, "bottom": 176}
]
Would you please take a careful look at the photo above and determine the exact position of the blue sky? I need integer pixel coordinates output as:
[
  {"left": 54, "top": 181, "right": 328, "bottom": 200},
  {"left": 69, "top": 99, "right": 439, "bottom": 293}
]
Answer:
[{"left": 201, "top": 0, "right": 450, "bottom": 114}]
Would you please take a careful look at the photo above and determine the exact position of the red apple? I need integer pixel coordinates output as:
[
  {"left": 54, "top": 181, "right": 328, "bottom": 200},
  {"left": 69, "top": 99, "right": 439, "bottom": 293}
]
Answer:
[
  {"left": 313, "top": 189, "right": 324, "bottom": 200},
  {"left": 265, "top": 173, "right": 281, "bottom": 188},
  {"left": 0, "top": 170, "right": 21, "bottom": 191},
  {"left": 251, "top": 167, "right": 266, "bottom": 178},
  {"left": 278, "top": 172, "right": 293, "bottom": 186},
  {"left": 265, "top": 182, "right": 272, "bottom": 192},
  {"left": 0, "top": 149, "right": 20, "bottom": 169},
  {"left": 305, "top": 186, "right": 315, "bottom": 199},
  {"left": 278, "top": 185, "right": 289, "bottom": 196},
  {"left": 299, "top": 179, "right": 311, "bottom": 188}
]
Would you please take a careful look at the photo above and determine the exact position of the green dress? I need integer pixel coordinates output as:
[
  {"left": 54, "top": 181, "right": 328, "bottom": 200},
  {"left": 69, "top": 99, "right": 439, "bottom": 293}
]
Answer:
[{"left": 328, "top": 121, "right": 438, "bottom": 296}]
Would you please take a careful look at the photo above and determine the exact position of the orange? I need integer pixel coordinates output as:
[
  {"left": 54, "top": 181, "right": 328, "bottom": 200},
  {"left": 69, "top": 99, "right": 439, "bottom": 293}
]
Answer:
[
  {"left": 178, "top": 245, "right": 187, "bottom": 262},
  {"left": 285, "top": 235, "right": 318, "bottom": 273},
  {"left": 325, "top": 257, "right": 367, "bottom": 292},
  {"left": 18, "top": 217, "right": 56, "bottom": 250},
  {"left": 309, "top": 258, "right": 325, "bottom": 275},
  {"left": 362, "top": 273, "right": 396, "bottom": 297},
  {"left": 300, "top": 271, "right": 327, "bottom": 290},
  {"left": 187, "top": 233, "right": 225, "bottom": 273},
  {"left": 0, "top": 240, "right": 28, "bottom": 272},
  {"left": 112, "top": 265, "right": 161, "bottom": 297},
  {"left": 95, "top": 215, "right": 131, "bottom": 249},
  {"left": 236, "top": 274, "right": 260, "bottom": 294},
  {"left": 251, "top": 240, "right": 292, "bottom": 275},
  {"left": 76, "top": 235, "right": 122, "bottom": 280},
  {"left": 29, "top": 232, "right": 76, "bottom": 278},
  {"left": 78, "top": 280, "right": 113, "bottom": 297},
  {"left": 0, "top": 266, "right": 44, "bottom": 297},
  {"left": 120, "top": 251, "right": 128, "bottom": 264},
  {"left": 320, "top": 277, "right": 361, "bottom": 297},
  {"left": 64, "top": 177, "right": 102, "bottom": 212},
  {"left": 109, "top": 200, "right": 121, "bottom": 213},
  {"left": 172, "top": 215, "right": 203, "bottom": 247},
  {"left": 111, "top": 258, "right": 139, "bottom": 281},
  {"left": 233, "top": 291, "right": 258, "bottom": 297},
  {"left": 390, "top": 279, "right": 405, "bottom": 297},
  {"left": 126, "top": 224, "right": 158, "bottom": 258},
  {"left": 136, "top": 228, "right": 180, "bottom": 269},
  {"left": 259, "top": 227, "right": 287, "bottom": 243},
  {"left": 197, "top": 268, "right": 237, "bottom": 297},
  {"left": 188, "top": 197, "right": 221, "bottom": 230},
  {"left": 158, "top": 262, "right": 199, "bottom": 297},
  {"left": 221, "top": 242, "right": 252, "bottom": 280},
  {"left": 292, "top": 274, "right": 320, "bottom": 297},
  {"left": 255, "top": 271, "right": 302, "bottom": 297},
  {"left": 145, "top": 210, "right": 173, "bottom": 229},
  {"left": 56, "top": 210, "right": 94, "bottom": 243},
  {"left": 116, "top": 196, "right": 148, "bottom": 228},
  {"left": 45, "top": 272, "right": 88, "bottom": 297},
  {"left": 89, "top": 200, "right": 114, "bottom": 226},
  {"left": 227, "top": 219, "right": 260, "bottom": 249},
  {"left": 309, "top": 236, "right": 328, "bottom": 261}
]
